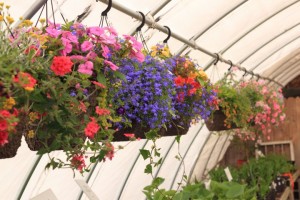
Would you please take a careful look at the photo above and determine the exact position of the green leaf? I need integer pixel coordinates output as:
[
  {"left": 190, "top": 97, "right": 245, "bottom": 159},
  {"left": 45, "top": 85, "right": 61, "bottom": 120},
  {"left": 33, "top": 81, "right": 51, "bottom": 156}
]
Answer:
[
  {"left": 144, "top": 164, "right": 152, "bottom": 174},
  {"left": 152, "top": 177, "right": 165, "bottom": 187},
  {"left": 114, "top": 70, "right": 126, "bottom": 81},
  {"left": 175, "top": 135, "right": 181, "bottom": 143},
  {"left": 97, "top": 72, "right": 107, "bottom": 87},
  {"left": 140, "top": 149, "right": 151, "bottom": 160}
]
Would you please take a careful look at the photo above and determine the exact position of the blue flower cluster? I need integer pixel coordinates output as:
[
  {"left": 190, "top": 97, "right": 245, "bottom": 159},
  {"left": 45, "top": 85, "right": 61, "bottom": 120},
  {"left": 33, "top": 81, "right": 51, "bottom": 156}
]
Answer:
[{"left": 114, "top": 55, "right": 176, "bottom": 129}]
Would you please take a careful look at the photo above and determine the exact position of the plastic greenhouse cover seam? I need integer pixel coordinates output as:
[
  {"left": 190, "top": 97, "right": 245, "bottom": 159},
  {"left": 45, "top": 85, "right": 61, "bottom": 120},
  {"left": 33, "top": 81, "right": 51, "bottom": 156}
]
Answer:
[
  {"left": 199, "top": 135, "right": 221, "bottom": 179},
  {"left": 168, "top": 123, "right": 207, "bottom": 190},
  {"left": 115, "top": 140, "right": 149, "bottom": 200},
  {"left": 151, "top": 123, "right": 205, "bottom": 184},
  {"left": 176, "top": 0, "right": 248, "bottom": 55},
  {"left": 249, "top": 34, "right": 300, "bottom": 72},
  {"left": 214, "top": 134, "right": 231, "bottom": 166},
  {"left": 98, "top": 0, "right": 282, "bottom": 87},
  {"left": 268, "top": 54, "right": 300, "bottom": 80},
  {"left": 272, "top": 60, "right": 300, "bottom": 85},
  {"left": 203, "top": 0, "right": 300, "bottom": 71},
  {"left": 238, "top": 22, "right": 300, "bottom": 65},
  {"left": 186, "top": 132, "right": 213, "bottom": 183},
  {"left": 17, "top": 155, "right": 43, "bottom": 200}
]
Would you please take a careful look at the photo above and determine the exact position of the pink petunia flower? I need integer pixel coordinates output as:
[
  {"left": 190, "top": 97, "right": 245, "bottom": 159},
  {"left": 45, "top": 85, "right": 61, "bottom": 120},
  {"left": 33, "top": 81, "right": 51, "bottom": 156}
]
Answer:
[
  {"left": 81, "top": 41, "right": 93, "bottom": 52},
  {"left": 78, "top": 61, "right": 94, "bottom": 75},
  {"left": 104, "top": 60, "right": 119, "bottom": 71}
]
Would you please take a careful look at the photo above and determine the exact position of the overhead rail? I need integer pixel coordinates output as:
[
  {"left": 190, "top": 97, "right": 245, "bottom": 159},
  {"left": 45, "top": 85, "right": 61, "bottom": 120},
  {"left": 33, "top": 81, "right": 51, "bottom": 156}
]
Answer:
[{"left": 97, "top": 0, "right": 284, "bottom": 87}]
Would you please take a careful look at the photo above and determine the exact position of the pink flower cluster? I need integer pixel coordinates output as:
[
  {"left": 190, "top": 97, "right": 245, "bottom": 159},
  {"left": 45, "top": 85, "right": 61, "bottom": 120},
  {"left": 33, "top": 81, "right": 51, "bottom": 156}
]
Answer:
[{"left": 45, "top": 22, "right": 144, "bottom": 76}]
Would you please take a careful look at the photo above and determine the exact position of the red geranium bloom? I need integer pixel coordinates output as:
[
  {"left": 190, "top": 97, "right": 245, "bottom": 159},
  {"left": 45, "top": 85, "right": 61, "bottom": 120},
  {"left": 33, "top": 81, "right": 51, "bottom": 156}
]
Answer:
[
  {"left": 124, "top": 133, "right": 135, "bottom": 138},
  {"left": 84, "top": 117, "right": 100, "bottom": 139},
  {"left": 0, "top": 131, "right": 8, "bottom": 146},
  {"left": 50, "top": 56, "right": 73, "bottom": 76},
  {"left": 92, "top": 81, "right": 106, "bottom": 89},
  {"left": 105, "top": 142, "right": 114, "bottom": 160},
  {"left": 174, "top": 76, "right": 185, "bottom": 86},
  {"left": 0, "top": 120, "right": 8, "bottom": 131}
]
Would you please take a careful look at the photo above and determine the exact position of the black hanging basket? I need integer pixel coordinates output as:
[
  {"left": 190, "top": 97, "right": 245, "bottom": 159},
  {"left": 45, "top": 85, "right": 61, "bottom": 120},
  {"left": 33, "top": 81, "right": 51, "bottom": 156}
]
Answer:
[
  {"left": 113, "top": 119, "right": 190, "bottom": 141},
  {"left": 0, "top": 130, "right": 22, "bottom": 159},
  {"left": 205, "top": 109, "right": 239, "bottom": 131}
]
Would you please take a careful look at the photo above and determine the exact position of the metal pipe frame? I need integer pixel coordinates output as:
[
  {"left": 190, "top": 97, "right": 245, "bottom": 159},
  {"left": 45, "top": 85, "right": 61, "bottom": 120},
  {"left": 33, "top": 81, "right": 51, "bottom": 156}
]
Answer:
[
  {"left": 176, "top": 0, "right": 248, "bottom": 55},
  {"left": 249, "top": 35, "right": 300, "bottom": 71},
  {"left": 168, "top": 124, "right": 205, "bottom": 190},
  {"left": 272, "top": 60, "right": 300, "bottom": 86},
  {"left": 203, "top": 0, "right": 300, "bottom": 70},
  {"left": 214, "top": 134, "right": 231, "bottom": 165},
  {"left": 238, "top": 22, "right": 300, "bottom": 65},
  {"left": 99, "top": 0, "right": 282, "bottom": 86},
  {"left": 268, "top": 53, "right": 300, "bottom": 80},
  {"left": 127, "top": 0, "right": 172, "bottom": 36}
]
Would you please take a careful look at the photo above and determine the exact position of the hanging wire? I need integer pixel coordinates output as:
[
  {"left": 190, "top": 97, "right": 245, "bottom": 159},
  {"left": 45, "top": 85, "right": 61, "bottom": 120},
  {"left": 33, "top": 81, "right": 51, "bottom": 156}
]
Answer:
[
  {"left": 50, "top": 0, "right": 56, "bottom": 26},
  {"left": 55, "top": 0, "right": 67, "bottom": 24},
  {"left": 45, "top": 0, "right": 48, "bottom": 26},
  {"left": 135, "top": 11, "right": 149, "bottom": 53},
  {"left": 210, "top": 53, "right": 221, "bottom": 83},
  {"left": 98, "top": 0, "right": 112, "bottom": 27},
  {"left": 34, "top": 3, "right": 46, "bottom": 27}
]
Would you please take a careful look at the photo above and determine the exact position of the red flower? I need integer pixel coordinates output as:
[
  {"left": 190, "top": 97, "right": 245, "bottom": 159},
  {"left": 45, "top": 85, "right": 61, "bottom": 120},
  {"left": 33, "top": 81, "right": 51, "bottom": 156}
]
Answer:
[
  {"left": 71, "top": 154, "right": 86, "bottom": 172},
  {"left": 92, "top": 81, "right": 106, "bottom": 89},
  {"left": 124, "top": 133, "right": 135, "bottom": 138},
  {"left": 13, "top": 72, "right": 37, "bottom": 91},
  {"left": 105, "top": 142, "right": 114, "bottom": 160},
  {"left": 84, "top": 117, "right": 100, "bottom": 139},
  {"left": 188, "top": 88, "right": 197, "bottom": 96},
  {"left": 0, "top": 120, "right": 8, "bottom": 131},
  {"left": 95, "top": 106, "right": 110, "bottom": 116},
  {"left": 185, "top": 77, "right": 195, "bottom": 85},
  {"left": 0, "top": 110, "right": 11, "bottom": 118},
  {"left": 50, "top": 56, "right": 73, "bottom": 76},
  {"left": 174, "top": 76, "right": 185, "bottom": 86},
  {"left": 0, "top": 131, "right": 8, "bottom": 146}
]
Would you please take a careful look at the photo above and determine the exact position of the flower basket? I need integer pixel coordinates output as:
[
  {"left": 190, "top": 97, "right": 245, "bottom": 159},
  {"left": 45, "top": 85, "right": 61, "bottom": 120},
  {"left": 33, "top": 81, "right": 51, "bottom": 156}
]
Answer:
[
  {"left": 205, "top": 109, "right": 239, "bottom": 131},
  {"left": 0, "top": 119, "right": 24, "bottom": 159},
  {"left": 113, "top": 119, "right": 189, "bottom": 141}
]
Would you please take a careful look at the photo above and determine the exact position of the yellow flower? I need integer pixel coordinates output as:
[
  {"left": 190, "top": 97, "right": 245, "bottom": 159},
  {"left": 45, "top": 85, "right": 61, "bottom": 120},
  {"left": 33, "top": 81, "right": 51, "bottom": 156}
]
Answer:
[
  {"left": 6, "top": 16, "right": 14, "bottom": 24},
  {"left": 29, "top": 112, "right": 39, "bottom": 122},
  {"left": 0, "top": 3, "right": 4, "bottom": 6},
  {"left": 27, "top": 130, "right": 35, "bottom": 138},
  {"left": 19, "top": 16, "right": 23, "bottom": 20},
  {"left": 198, "top": 70, "right": 208, "bottom": 81},
  {"left": 3, "top": 97, "right": 16, "bottom": 109},
  {"left": 0, "top": 15, "right": 3, "bottom": 21},
  {"left": 24, "top": 87, "right": 34, "bottom": 91},
  {"left": 39, "top": 18, "right": 46, "bottom": 24},
  {"left": 5, "top": 5, "right": 10, "bottom": 9},
  {"left": 161, "top": 46, "right": 171, "bottom": 57},
  {"left": 21, "top": 19, "right": 33, "bottom": 27}
]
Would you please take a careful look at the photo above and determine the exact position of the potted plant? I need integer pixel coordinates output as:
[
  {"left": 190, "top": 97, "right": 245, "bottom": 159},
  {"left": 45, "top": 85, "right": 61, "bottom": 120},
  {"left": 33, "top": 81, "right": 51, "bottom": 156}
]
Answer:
[
  {"left": 112, "top": 55, "right": 177, "bottom": 140},
  {"left": 206, "top": 78, "right": 253, "bottom": 131},
  {"left": 0, "top": 9, "right": 38, "bottom": 158}
]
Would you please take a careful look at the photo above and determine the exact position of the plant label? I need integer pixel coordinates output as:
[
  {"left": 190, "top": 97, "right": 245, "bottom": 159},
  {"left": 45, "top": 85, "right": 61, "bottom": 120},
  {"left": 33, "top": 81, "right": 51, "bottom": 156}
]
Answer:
[{"left": 224, "top": 167, "right": 233, "bottom": 181}]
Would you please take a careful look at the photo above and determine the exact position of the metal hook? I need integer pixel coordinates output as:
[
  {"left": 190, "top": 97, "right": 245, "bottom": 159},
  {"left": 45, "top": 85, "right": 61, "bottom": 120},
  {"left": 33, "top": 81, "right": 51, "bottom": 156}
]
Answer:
[
  {"left": 136, "top": 11, "right": 146, "bottom": 32},
  {"left": 228, "top": 60, "right": 233, "bottom": 71},
  {"left": 213, "top": 53, "right": 219, "bottom": 65},
  {"left": 256, "top": 74, "right": 260, "bottom": 81},
  {"left": 163, "top": 26, "right": 171, "bottom": 44},
  {"left": 101, "top": 0, "right": 112, "bottom": 16},
  {"left": 242, "top": 69, "right": 247, "bottom": 77}
]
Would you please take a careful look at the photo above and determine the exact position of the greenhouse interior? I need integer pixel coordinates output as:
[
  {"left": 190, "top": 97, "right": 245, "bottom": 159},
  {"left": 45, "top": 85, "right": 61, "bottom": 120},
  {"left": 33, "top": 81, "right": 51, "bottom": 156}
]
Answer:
[{"left": 1, "top": 0, "right": 300, "bottom": 199}]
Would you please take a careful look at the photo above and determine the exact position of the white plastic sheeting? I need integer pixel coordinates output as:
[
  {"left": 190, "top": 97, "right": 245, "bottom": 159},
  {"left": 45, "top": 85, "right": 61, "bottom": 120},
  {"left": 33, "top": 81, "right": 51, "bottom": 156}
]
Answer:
[{"left": 1, "top": 0, "right": 300, "bottom": 199}]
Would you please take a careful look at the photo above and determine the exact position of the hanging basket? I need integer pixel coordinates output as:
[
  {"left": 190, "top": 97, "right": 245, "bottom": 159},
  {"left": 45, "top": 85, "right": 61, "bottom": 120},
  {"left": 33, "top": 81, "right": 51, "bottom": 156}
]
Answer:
[
  {"left": 0, "top": 121, "right": 23, "bottom": 159},
  {"left": 25, "top": 131, "right": 86, "bottom": 152},
  {"left": 205, "top": 109, "right": 239, "bottom": 131},
  {"left": 113, "top": 119, "right": 189, "bottom": 141}
]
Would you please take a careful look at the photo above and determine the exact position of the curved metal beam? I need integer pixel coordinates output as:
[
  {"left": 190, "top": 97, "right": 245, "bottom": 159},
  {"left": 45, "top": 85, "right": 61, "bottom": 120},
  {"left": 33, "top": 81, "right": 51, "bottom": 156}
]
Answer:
[
  {"left": 239, "top": 22, "right": 300, "bottom": 65},
  {"left": 268, "top": 53, "right": 300, "bottom": 79},
  {"left": 249, "top": 35, "right": 300, "bottom": 71},
  {"left": 273, "top": 61, "right": 300, "bottom": 86},
  {"left": 168, "top": 124, "right": 205, "bottom": 190},
  {"left": 203, "top": 0, "right": 300, "bottom": 70},
  {"left": 176, "top": 0, "right": 248, "bottom": 55}
]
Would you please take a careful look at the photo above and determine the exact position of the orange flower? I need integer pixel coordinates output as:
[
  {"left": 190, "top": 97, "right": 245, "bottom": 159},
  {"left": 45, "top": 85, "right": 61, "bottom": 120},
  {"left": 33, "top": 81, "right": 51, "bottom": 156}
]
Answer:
[{"left": 13, "top": 72, "right": 37, "bottom": 91}]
